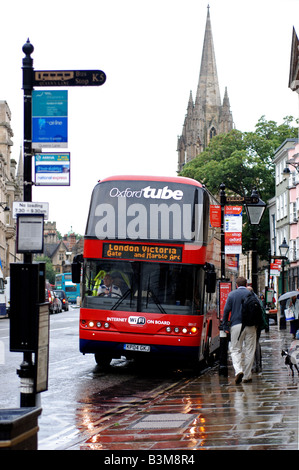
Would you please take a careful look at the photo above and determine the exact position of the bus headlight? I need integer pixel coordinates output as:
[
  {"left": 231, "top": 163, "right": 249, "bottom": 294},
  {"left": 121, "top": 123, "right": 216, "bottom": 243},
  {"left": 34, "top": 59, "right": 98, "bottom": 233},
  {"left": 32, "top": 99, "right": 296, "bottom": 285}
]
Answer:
[
  {"left": 88, "top": 321, "right": 95, "bottom": 328},
  {"left": 166, "top": 326, "right": 171, "bottom": 333},
  {"left": 182, "top": 327, "right": 188, "bottom": 334},
  {"left": 96, "top": 322, "right": 102, "bottom": 328},
  {"left": 104, "top": 322, "right": 110, "bottom": 328}
]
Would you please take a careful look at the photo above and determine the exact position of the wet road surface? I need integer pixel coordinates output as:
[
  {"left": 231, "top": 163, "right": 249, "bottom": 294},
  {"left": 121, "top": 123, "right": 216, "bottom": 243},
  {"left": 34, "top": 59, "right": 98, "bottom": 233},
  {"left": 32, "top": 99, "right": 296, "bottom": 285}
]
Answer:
[
  {"left": 1, "top": 309, "right": 298, "bottom": 451},
  {"left": 40, "top": 325, "right": 298, "bottom": 450}
]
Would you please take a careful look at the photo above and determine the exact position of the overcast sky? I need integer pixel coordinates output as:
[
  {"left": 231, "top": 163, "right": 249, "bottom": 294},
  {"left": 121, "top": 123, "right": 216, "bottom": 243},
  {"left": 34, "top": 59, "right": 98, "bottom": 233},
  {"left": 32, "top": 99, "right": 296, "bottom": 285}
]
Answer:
[{"left": 1, "top": 0, "right": 299, "bottom": 235}]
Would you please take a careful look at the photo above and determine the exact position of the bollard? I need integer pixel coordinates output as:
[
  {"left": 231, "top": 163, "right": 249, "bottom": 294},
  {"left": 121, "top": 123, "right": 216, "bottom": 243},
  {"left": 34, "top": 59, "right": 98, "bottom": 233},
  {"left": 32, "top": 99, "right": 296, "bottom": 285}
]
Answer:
[
  {"left": 219, "top": 330, "right": 228, "bottom": 376},
  {"left": 0, "top": 407, "right": 41, "bottom": 450}
]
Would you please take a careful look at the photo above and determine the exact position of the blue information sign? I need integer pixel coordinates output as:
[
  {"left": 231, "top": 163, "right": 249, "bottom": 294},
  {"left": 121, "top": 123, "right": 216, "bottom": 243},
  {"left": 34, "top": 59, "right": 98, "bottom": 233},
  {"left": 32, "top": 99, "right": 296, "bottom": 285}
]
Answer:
[{"left": 32, "top": 91, "right": 68, "bottom": 149}]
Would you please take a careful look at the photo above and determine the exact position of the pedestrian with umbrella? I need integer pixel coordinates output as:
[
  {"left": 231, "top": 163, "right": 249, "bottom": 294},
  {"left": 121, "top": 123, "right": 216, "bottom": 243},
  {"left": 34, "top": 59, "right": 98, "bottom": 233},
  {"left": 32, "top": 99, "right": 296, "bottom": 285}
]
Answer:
[{"left": 279, "top": 290, "right": 299, "bottom": 338}]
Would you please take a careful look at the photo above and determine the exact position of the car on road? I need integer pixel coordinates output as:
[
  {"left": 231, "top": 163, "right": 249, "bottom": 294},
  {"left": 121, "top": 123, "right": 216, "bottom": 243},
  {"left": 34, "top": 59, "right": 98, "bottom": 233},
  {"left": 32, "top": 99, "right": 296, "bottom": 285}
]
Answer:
[
  {"left": 46, "top": 289, "right": 62, "bottom": 314},
  {"left": 51, "top": 292, "right": 62, "bottom": 314},
  {"left": 53, "top": 289, "right": 69, "bottom": 311}
]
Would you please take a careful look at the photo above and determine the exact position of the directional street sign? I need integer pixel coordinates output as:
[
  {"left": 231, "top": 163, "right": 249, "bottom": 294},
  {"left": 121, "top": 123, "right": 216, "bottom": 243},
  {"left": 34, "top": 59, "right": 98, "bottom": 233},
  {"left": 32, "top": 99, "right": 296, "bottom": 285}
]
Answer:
[
  {"left": 33, "top": 70, "right": 106, "bottom": 87},
  {"left": 226, "top": 196, "right": 259, "bottom": 204}
]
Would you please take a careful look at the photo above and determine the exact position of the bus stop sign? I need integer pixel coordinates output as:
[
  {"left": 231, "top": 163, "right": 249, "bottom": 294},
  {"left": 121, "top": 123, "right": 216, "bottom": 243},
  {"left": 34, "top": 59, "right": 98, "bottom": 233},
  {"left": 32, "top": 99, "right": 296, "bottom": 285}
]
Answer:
[{"left": 33, "top": 70, "right": 106, "bottom": 87}]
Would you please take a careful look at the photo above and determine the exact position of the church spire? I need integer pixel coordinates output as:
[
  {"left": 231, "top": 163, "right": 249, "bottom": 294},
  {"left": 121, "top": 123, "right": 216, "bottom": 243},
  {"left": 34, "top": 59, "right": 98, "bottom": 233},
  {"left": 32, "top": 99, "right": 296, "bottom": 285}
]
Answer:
[
  {"left": 177, "top": 6, "right": 233, "bottom": 172},
  {"left": 195, "top": 5, "right": 221, "bottom": 109}
]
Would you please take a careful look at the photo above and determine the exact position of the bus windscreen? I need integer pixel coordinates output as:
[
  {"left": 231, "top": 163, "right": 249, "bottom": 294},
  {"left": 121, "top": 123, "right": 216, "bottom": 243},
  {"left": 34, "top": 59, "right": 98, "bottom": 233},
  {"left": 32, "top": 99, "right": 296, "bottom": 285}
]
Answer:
[{"left": 83, "top": 259, "right": 204, "bottom": 316}]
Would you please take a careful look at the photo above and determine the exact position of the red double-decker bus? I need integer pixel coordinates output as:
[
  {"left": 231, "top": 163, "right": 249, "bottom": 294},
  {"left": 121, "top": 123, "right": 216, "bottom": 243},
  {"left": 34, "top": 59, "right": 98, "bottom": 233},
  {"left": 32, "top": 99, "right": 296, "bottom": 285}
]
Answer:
[{"left": 73, "top": 175, "right": 222, "bottom": 369}]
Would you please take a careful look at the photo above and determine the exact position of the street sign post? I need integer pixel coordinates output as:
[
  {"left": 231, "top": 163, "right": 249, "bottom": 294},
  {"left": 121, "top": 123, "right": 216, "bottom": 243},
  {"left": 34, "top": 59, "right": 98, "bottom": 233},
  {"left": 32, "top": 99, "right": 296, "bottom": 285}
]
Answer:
[{"left": 17, "top": 39, "right": 106, "bottom": 408}]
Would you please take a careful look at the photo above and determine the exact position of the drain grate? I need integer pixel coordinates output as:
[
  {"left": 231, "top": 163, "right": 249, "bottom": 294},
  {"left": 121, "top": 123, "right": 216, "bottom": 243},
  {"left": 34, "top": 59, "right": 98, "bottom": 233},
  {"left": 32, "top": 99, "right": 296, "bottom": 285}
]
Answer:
[{"left": 128, "top": 413, "right": 197, "bottom": 430}]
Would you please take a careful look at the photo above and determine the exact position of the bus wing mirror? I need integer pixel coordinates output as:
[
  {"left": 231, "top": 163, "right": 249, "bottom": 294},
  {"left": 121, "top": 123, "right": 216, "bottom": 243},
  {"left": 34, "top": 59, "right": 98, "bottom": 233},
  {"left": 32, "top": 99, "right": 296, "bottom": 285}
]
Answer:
[
  {"left": 204, "top": 263, "right": 216, "bottom": 294},
  {"left": 72, "top": 263, "right": 81, "bottom": 284},
  {"left": 71, "top": 256, "right": 82, "bottom": 284},
  {"left": 205, "top": 271, "right": 216, "bottom": 293}
]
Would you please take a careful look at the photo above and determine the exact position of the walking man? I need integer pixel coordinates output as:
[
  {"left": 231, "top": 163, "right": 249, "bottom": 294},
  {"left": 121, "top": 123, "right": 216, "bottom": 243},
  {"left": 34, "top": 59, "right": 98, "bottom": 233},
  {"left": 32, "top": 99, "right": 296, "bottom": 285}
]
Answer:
[{"left": 222, "top": 277, "right": 257, "bottom": 384}]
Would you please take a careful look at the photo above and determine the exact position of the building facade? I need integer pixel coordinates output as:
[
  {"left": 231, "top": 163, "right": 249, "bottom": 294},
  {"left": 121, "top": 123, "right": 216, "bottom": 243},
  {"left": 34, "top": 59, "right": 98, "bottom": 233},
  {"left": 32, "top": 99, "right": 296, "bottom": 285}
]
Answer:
[
  {"left": 267, "top": 26, "right": 299, "bottom": 296},
  {"left": 177, "top": 7, "right": 234, "bottom": 172},
  {"left": 288, "top": 145, "right": 299, "bottom": 290},
  {"left": 43, "top": 221, "right": 83, "bottom": 275},
  {"left": 273, "top": 139, "right": 296, "bottom": 250},
  {"left": 0, "top": 101, "right": 23, "bottom": 276},
  {"left": 0, "top": 99, "right": 84, "bottom": 281},
  {"left": 269, "top": 139, "right": 299, "bottom": 295},
  {"left": 272, "top": 139, "right": 299, "bottom": 292}
]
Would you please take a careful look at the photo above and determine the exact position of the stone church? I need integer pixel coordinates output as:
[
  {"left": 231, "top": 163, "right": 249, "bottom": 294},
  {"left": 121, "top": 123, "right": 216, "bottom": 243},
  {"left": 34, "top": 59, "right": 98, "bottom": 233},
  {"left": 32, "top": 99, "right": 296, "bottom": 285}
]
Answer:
[{"left": 177, "top": 6, "right": 234, "bottom": 172}]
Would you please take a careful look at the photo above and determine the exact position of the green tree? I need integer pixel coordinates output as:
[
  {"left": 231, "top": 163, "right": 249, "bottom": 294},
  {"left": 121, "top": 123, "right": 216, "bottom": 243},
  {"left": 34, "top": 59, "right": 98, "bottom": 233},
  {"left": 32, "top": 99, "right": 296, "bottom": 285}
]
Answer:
[{"left": 180, "top": 116, "right": 298, "bottom": 259}]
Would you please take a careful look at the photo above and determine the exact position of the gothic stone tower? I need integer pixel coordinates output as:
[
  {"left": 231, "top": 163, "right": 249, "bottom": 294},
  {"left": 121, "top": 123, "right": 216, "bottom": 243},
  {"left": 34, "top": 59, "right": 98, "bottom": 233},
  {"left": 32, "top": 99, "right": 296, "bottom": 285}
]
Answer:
[{"left": 177, "top": 6, "right": 234, "bottom": 172}]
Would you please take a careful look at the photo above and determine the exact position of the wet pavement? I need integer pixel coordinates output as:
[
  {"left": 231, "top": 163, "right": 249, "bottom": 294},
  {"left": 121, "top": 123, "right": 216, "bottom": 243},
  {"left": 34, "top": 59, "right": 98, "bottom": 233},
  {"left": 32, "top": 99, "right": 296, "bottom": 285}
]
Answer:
[{"left": 57, "top": 326, "right": 298, "bottom": 450}]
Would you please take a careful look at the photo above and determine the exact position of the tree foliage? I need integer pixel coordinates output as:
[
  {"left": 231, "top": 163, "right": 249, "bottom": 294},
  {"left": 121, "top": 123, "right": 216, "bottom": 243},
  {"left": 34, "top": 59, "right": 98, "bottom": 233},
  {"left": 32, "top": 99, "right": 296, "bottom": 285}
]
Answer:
[{"left": 179, "top": 116, "right": 298, "bottom": 259}]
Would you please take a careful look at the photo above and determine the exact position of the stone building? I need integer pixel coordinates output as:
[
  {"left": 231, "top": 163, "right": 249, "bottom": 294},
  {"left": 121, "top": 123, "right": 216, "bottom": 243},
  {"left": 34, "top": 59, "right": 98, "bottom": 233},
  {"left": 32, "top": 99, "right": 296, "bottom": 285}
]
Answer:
[
  {"left": 43, "top": 221, "right": 83, "bottom": 275},
  {"left": 177, "top": 6, "right": 234, "bottom": 172},
  {"left": 0, "top": 101, "right": 23, "bottom": 276},
  {"left": 0, "top": 99, "right": 84, "bottom": 279}
]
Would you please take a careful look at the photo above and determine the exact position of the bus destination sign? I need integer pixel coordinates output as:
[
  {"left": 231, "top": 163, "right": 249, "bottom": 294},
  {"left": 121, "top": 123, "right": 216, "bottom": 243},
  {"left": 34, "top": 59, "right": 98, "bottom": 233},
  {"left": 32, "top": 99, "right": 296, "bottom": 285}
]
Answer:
[
  {"left": 34, "top": 70, "right": 106, "bottom": 87},
  {"left": 103, "top": 243, "right": 182, "bottom": 262}
]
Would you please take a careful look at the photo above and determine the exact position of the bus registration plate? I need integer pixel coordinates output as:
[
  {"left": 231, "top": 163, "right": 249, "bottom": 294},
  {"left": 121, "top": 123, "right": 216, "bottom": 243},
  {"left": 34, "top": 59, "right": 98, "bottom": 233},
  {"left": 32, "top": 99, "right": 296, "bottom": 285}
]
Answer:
[{"left": 125, "top": 344, "right": 150, "bottom": 352}]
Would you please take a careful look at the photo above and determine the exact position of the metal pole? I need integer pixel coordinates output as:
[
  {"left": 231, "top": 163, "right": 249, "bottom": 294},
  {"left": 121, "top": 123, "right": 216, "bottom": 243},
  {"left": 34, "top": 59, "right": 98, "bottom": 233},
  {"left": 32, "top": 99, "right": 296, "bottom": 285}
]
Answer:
[
  {"left": 251, "top": 228, "right": 258, "bottom": 294},
  {"left": 22, "top": 39, "right": 34, "bottom": 208},
  {"left": 268, "top": 250, "right": 271, "bottom": 289},
  {"left": 17, "top": 39, "right": 36, "bottom": 407},
  {"left": 220, "top": 183, "right": 226, "bottom": 280},
  {"left": 281, "top": 260, "right": 285, "bottom": 295},
  {"left": 279, "top": 259, "right": 286, "bottom": 330},
  {"left": 219, "top": 183, "right": 228, "bottom": 376}
]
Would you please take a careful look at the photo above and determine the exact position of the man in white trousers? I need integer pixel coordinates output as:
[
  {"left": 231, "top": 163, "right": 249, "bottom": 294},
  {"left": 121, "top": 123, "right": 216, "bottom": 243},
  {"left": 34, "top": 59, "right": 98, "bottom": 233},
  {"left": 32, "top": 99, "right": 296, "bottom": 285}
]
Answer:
[{"left": 222, "top": 277, "right": 257, "bottom": 384}]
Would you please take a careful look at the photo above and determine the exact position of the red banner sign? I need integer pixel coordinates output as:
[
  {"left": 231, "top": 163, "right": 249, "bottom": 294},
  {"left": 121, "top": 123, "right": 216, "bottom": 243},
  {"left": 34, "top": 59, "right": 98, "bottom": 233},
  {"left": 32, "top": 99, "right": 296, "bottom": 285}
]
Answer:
[{"left": 210, "top": 205, "right": 221, "bottom": 227}]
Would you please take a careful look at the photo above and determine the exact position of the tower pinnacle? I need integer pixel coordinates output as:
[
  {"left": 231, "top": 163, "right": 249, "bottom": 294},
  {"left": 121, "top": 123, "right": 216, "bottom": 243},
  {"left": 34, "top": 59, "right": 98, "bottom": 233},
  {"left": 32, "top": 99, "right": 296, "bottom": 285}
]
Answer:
[{"left": 177, "top": 6, "right": 233, "bottom": 172}]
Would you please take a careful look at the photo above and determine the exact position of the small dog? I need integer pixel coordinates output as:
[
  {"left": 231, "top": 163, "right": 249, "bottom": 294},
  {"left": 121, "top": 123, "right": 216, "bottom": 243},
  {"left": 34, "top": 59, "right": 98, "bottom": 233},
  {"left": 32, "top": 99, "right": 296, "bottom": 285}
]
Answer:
[{"left": 282, "top": 339, "right": 299, "bottom": 377}]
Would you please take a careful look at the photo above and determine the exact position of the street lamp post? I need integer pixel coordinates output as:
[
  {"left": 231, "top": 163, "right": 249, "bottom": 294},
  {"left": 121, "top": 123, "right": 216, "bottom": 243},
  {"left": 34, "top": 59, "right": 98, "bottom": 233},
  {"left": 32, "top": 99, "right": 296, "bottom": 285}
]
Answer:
[
  {"left": 283, "top": 158, "right": 299, "bottom": 176},
  {"left": 16, "top": 40, "right": 36, "bottom": 408},
  {"left": 279, "top": 237, "right": 289, "bottom": 330},
  {"left": 218, "top": 185, "right": 266, "bottom": 375},
  {"left": 245, "top": 188, "right": 266, "bottom": 294},
  {"left": 279, "top": 237, "right": 289, "bottom": 295}
]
